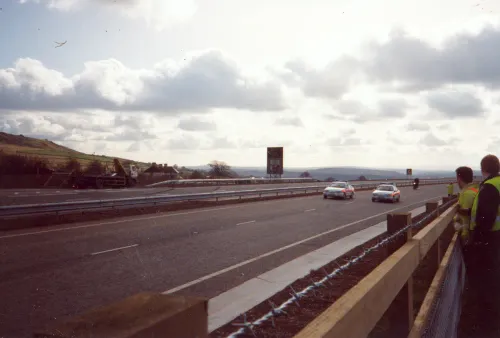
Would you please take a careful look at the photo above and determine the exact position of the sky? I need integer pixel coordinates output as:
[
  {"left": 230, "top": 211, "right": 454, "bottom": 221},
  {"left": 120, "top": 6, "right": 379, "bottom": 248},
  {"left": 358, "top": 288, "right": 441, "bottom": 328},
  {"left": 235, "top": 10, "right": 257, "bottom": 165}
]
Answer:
[{"left": 1, "top": 0, "right": 500, "bottom": 170}]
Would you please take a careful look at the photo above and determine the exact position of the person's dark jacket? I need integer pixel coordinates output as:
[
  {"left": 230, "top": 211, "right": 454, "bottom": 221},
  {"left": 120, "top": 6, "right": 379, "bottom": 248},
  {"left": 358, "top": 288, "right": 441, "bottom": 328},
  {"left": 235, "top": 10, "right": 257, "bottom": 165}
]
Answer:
[{"left": 472, "top": 174, "right": 500, "bottom": 237}]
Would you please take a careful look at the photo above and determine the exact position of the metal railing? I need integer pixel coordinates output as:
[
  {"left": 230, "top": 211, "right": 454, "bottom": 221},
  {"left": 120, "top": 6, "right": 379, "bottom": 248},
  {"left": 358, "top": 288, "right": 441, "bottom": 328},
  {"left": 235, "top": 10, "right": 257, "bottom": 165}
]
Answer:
[
  {"left": 146, "top": 177, "right": 464, "bottom": 188},
  {"left": 0, "top": 179, "right": 450, "bottom": 219}
]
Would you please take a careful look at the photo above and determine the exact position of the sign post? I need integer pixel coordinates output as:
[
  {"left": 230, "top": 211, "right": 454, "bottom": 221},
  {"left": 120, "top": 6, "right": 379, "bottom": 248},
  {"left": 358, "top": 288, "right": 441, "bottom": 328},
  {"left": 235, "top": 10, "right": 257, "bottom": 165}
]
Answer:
[{"left": 267, "top": 147, "right": 284, "bottom": 179}]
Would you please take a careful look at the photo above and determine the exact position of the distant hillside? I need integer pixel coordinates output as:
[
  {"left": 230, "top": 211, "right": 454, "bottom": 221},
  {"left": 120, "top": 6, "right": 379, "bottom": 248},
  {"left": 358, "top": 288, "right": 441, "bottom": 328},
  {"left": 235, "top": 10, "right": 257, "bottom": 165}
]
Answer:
[
  {"left": 0, "top": 132, "right": 80, "bottom": 153},
  {"left": 188, "top": 165, "right": 459, "bottom": 180},
  {"left": 0, "top": 132, "right": 149, "bottom": 170}
]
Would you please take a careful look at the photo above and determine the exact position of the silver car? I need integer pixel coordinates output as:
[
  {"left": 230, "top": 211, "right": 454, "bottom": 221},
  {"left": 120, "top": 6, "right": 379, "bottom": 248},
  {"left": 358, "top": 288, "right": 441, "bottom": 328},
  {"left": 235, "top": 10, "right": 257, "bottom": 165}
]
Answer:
[
  {"left": 372, "top": 184, "right": 401, "bottom": 203},
  {"left": 323, "top": 182, "right": 355, "bottom": 200}
]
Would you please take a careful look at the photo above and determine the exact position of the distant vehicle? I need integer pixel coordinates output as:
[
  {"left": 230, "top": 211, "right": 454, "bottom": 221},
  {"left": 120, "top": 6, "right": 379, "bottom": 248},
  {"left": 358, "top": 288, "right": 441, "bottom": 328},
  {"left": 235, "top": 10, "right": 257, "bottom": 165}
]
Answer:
[
  {"left": 372, "top": 184, "right": 401, "bottom": 203},
  {"left": 69, "top": 158, "right": 139, "bottom": 189},
  {"left": 323, "top": 181, "right": 355, "bottom": 200}
]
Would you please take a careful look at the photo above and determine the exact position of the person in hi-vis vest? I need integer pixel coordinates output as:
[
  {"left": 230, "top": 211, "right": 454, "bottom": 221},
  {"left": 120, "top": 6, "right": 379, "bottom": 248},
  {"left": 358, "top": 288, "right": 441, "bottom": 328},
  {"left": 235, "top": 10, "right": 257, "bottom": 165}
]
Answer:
[
  {"left": 461, "top": 155, "right": 500, "bottom": 336},
  {"left": 453, "top": 166, "right": 478, "bottom": 246},
  {"left": 447, "top": 182, "right": 454, "bottom": 197}
]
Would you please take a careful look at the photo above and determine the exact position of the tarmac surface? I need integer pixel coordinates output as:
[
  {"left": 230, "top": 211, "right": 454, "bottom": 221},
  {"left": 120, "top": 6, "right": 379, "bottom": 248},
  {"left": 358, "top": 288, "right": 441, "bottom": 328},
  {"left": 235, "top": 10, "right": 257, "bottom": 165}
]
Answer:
[{"left": 0, "top": 183, "right": 452, "bottom": 337}]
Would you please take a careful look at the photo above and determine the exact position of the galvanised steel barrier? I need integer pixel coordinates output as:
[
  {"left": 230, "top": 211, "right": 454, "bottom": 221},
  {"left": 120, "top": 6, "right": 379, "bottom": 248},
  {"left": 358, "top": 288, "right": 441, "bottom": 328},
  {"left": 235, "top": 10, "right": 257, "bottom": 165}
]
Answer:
[{"left": 0, "top": 179, "right": 450, "bottom": 219}]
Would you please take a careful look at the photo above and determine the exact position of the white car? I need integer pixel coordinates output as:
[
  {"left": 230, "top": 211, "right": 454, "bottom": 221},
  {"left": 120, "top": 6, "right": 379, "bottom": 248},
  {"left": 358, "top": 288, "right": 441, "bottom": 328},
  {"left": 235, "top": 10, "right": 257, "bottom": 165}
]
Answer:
[
  {"left": 372, "top": 184, "right": 401, "bottom": 203},
  {"left": 323, "top": 182, "right": 355, "bottom": 200}
]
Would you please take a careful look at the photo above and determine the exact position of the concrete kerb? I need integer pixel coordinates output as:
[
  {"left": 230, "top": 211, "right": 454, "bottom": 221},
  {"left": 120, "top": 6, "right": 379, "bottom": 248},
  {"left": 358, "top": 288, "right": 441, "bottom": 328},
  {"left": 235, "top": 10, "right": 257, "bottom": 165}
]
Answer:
[{"left": 206, "top": 200, "right": 443, "bottom": 332}]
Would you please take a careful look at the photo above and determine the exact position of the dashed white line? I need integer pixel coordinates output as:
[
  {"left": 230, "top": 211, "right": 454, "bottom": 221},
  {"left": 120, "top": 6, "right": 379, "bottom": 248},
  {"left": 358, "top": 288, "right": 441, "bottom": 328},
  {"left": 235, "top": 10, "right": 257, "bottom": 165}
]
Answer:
[
  {"left": 304, "top": 208, "right": 316, "bottom": 212},
  {"left": 90, "top": 244, "right": 138, "bottom": 256},
  {"left": 236, "top": 220, "right": 256, "bottom": 226}
]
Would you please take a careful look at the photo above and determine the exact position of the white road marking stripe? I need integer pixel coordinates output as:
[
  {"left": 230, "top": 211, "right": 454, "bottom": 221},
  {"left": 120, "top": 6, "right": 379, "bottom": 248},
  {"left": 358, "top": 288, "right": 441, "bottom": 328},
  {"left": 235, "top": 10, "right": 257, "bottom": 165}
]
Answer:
[
  {"left": 90, "top": 244, "right": 138, "bottom": 256},
  {"left": 304, "top": 209, "right": 316, "bottom": 212},
  {"left": 236, "top": 220, "right": 256, "bottom": 226},
  {"left": 162, "top": 195, "right": 443, "bottom": 294}
]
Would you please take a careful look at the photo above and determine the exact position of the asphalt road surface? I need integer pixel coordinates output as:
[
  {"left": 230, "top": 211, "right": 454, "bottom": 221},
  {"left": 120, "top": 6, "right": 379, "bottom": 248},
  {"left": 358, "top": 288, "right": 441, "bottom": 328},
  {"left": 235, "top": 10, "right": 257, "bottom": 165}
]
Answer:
[
  {"left": 0, "top": 184, "right": 453, "bottom": 337},
  {"left": 0, "top": 179, "right": 438, "bottom": 206}
]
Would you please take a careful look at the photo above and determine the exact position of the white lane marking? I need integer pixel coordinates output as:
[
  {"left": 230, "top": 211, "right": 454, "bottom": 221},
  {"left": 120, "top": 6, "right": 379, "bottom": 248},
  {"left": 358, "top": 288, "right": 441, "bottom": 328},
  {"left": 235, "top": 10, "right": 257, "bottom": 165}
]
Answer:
[
  {"left": 90, "top": 244, "right": 138, "bottom": 256},
  {"left": 236, "top": 220, "right": 256, "bottom": 226},
  {"left": 304, "top": 209, "right": 316, "bottom": 212},
  {"left": 0, "top": 195, "right": 323, "bottom": 240},
  {"left": 162, "top": 195, "right": 442, "bottom": 294}
]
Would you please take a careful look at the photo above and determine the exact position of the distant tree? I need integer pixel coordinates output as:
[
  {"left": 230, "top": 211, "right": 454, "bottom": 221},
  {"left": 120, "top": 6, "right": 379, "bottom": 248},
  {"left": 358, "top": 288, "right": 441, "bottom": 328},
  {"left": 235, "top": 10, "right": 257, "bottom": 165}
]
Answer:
[
  {"left": 63, "top": 158, "right": 81, "bottom": 173},
  {"left": 208, "top": 160, "right": 232, "bottom": 178},
  {"left": 190, "top": 170, "right": 205, "bottom": 179},
  {"left": 173, "top": 164, "right": 179, "bottom": 170},
  {"left": 83, "top": 160, "right": 105, "bottom": 175},
  {"left": 358, "top": 175, "right": 367, "bottom": 181},
  {"left": 299, "top": 171, "right": 311, "bottom": 178}
]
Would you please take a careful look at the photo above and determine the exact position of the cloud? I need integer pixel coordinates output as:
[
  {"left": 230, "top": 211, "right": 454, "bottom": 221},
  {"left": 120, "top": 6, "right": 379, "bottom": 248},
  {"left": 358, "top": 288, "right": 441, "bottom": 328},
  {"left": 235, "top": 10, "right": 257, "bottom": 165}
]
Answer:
[
  {"left": 420, "top": 132, "right": 447, "bottom": 147},
  {"left": 279, "top": 57, "right": 361, "bottom": 100},
  {"left": 210, "top": 137, "right": 236, "bottom": 149},
  {"left": 105, "top": 129, "right": 157, "bottom": 142},
  {"left": 274, "top": 116, "right": 304, "bottom": 127},
  {"left": 426, "top": 90, "right": 484, "bottom": 118},
  {"left": 327, "top": 137, "right": 363, "bottom": 147},
  {"left": 406, "top": 121, "right": 430, "bottom": 131},
  {"left": 487, "top": 137, "right": 500, "bottom": 152},
  {"left": 377, "top": 98, "right": 408, "bottom": 118},
  {"left": 178, "top": 117, "right": 217, "bottom": 131},
  {"left": 0, "top": 114, "right": 70, "bottom": 141},
  {"left": 19, "top": 0, "right": 197, "bottom": 30},
  {"left": 364, "top": 26, "right": 500, "bottom": 91},
  {"left": 165, "top": 134, "right": 200, "bottom": 150},
  {"left": 0, "top": 51, "right": 285, "bottom": 113},
  {"left": 330, "top": 97, "right": 408, "bottom": 122}
]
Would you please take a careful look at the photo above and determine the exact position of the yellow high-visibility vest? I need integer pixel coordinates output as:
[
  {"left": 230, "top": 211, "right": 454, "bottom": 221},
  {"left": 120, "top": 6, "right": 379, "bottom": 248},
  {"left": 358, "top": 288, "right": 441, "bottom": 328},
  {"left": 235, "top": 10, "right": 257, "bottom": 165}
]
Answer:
[
  {"left": 454, "top": 184, "right": 478, "bottom": 240},
  {"left": 471, "top": 176, "right": 500, "bottom": 232}
]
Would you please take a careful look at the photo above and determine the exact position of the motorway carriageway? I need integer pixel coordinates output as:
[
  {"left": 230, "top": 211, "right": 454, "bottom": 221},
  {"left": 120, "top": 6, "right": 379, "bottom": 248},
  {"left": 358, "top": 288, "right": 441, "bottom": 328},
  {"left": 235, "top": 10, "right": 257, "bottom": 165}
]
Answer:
[
  {"left": 0, "top": 179, "right": 421, "bottom": 206},
  {"left": 0, "top": 184, "right": 453, "bottom": 337}
]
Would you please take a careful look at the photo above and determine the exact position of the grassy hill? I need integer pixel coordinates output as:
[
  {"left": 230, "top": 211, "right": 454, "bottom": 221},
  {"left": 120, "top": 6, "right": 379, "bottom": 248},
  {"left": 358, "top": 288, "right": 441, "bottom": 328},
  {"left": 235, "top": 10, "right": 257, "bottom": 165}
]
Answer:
[{"left": 0, "top": 132, "right": 149, "bottom": 170}]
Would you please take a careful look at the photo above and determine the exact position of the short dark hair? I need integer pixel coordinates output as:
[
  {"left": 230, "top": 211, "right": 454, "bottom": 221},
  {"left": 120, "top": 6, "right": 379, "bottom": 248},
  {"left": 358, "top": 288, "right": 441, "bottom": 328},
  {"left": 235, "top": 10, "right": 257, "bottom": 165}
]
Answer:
[
  {"left": 456, "top": 166, "right": 473, "bottom": 184},
  {"left": 480, "top": 154, "right": 500, "bottom": 175}
]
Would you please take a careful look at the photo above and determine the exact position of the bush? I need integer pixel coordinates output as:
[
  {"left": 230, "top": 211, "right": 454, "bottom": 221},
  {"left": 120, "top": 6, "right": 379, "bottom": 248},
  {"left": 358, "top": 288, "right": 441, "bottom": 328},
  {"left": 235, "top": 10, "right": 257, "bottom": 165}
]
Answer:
[
  {"left": 0, "top": 152, "right": 51, "bottom": 175},
  {"left": 190, "top": 170, "right": 205, "bottom": 179},
  {"left": 61, "top": 158, "right": 82, "bottom": 173},
  {"left": 83, "top": 160, "right": 105, "bottom": 175}
]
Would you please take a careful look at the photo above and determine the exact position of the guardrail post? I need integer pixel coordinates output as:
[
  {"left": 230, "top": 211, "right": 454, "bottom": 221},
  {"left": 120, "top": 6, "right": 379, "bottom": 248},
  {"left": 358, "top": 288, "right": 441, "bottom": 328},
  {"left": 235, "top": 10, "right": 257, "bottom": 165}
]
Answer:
[
  {"left": 33, "top": 293, "right": 208, "bottom": 338},
  {"left": 386, "top": 213, "right": 414, "bottom": 332}
]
